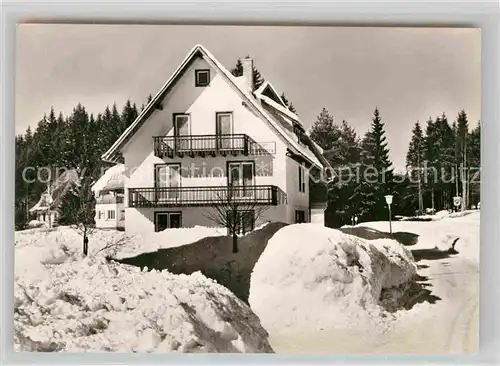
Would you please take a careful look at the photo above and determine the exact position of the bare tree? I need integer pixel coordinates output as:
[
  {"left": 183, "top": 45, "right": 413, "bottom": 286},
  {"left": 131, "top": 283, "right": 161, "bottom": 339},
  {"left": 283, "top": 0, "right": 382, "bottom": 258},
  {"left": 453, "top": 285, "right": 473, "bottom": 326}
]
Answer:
[
  {"left": 65, "top": 174, "right": 96, "bottom": 256},
  {"left": 204, "top": 186, "right": 269, "bottom": 253}
]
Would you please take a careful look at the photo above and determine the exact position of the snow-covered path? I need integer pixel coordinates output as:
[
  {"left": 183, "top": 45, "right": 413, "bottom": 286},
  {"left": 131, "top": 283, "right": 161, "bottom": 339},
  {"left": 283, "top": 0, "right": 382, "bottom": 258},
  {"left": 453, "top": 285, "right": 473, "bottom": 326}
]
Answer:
[
  {"left": 368, "top": 256, "right": 479, "bottom": 354},
  {"left": 269, "top": 213, "right": 479, "bottom": 354}
]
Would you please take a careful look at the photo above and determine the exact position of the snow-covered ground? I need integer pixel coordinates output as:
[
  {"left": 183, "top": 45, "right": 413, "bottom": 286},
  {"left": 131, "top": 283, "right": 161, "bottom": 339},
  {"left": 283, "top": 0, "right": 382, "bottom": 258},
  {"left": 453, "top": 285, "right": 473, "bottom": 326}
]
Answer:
[
  {"left": 15, "top": 212, "right": 479, "bottom": 354},
  {"left": 15, "top": 225, "right": 226, "bottom": 266},
  {"left": 14, "top": 226, "right": 273, "bottom": 353},
  {"left": 362, "top": 210, "right": 480, "bottom": 263},
  {"left": 249, "top": 224, "right": 418, "bottom": 341},
  {"left": 267, "top": 212, "right": 480, "bottom": 354}
]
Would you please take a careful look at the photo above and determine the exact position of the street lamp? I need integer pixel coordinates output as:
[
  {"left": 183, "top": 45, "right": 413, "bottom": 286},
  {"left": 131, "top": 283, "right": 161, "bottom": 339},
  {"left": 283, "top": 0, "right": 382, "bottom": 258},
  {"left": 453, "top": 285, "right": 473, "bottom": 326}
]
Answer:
[{"left": 385, "top": 195, "right": 393, "bottom": 234}]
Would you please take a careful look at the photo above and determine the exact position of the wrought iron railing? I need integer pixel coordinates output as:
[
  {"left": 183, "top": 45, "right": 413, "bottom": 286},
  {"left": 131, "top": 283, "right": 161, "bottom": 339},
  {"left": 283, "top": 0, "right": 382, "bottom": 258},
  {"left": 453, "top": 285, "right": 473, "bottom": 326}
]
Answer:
[
  {"left": 95, "top": 195, "right": 124, "bottom": 205},
  {"left": 153, "top": 134, "right": 270, "bottom": 158},
  {"left": 128, "top": 185, "right": 287, "bottom": 208}
]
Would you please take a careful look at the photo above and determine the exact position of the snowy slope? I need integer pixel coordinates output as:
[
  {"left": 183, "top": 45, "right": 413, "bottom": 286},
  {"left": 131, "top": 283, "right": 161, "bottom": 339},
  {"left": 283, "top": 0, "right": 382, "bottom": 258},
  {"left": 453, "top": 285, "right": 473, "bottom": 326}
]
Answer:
[
  {"left": 14, "top": 228, "right": 273, "bottom": 353},
  {"left": 249, "top": 224, "right": 417, "bottom": 336}
]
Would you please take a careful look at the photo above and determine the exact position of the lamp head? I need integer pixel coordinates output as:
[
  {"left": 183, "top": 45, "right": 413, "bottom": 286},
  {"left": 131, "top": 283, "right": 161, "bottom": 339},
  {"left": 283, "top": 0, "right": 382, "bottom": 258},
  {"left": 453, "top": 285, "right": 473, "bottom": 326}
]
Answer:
[{"left": 384, "top": 195, "right": 393, "bottom": 205}]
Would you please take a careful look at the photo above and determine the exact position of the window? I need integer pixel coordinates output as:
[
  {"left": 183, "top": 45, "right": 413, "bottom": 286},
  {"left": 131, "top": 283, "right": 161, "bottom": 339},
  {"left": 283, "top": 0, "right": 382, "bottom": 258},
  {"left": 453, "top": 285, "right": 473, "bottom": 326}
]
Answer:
[
  {"left": 155, "top": 164, "right": 181, "bottom": 200},
  {"left": 107, "top": 210, "right": 115, "bottom": 220},
  {"left": 216, "top": 112, "right": 234, "bottom": 150},
  {"left": 228, "top": 161, "right": 255, "bottom": 197},
  {"left": 298, "top": 165, "right": 306, "bottom": 193},
  {"left": 155, "top": 212, "right": 182, "bottom": 232},
  {"left": 195, "top": 69, "right": 210, "bottom": 87},
  {"left": 227, "top": 210, "right": 255, "bottom": 235},
  {"left": 295, "top": 210, "right": 306, "bottom": 224},
  {"left": 173, "top": 114, "right": 191, "bottom": 151},
  {"left": 293, "top": 124, "right": 305, "bottom": 144},
  {"left": 98, "top": 211, "right": 103, "bottom": 220}
]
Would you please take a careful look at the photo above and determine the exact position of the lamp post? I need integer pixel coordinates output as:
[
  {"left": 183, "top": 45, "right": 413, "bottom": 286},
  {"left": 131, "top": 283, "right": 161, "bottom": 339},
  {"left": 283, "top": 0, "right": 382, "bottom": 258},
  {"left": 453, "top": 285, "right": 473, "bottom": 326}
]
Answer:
[{"left": 385, "top": 195, "right": 393, "bottom": 234}]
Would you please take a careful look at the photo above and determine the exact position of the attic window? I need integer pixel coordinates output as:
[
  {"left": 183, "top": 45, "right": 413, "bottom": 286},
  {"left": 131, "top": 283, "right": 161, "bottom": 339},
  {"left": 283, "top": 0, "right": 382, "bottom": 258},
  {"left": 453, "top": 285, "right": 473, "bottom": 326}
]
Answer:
[
  {"left": 293, "top": 124, "right": 305, "bottom": 143},
  {"left": 195, "top": 69, "right": 210, "bottom": 87}
]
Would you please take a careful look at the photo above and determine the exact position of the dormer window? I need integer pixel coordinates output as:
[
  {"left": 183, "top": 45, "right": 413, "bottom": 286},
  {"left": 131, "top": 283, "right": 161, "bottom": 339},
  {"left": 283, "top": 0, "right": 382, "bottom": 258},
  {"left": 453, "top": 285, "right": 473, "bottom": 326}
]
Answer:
[
  {"left": 195, "top": 69, "right": 210, "bottom": 87},
  {"left": 293, "top": 123, "right": 305, "bottom": 144}
]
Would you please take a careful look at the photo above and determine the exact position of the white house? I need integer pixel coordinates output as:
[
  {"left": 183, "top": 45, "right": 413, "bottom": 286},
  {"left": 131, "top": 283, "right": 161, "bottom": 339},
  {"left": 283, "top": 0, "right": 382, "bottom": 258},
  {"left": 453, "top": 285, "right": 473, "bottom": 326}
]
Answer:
[
  {"left": 102, "top": 44, "right": 332, "bottom": 234},
  {"left": 91, "top": 164, "right": 126, "bottom": 230},
  {"left": 28, "top": 168, "right": 80, "bottom": 227},
  {"left": 29, "top": 191, "right": 59, "bottom": 227}
]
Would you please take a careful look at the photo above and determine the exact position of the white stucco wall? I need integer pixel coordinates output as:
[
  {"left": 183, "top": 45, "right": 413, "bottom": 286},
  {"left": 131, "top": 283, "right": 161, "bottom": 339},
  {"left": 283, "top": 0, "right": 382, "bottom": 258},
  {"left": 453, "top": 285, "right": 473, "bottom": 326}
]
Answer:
[
  {"left": 95, "top": 203, "right": 124, "bottom": 229},
  {"left": 125, "top": 205, "right": 287, "bottom": 234},
  {"left": 285, "top": 155, "right": 310, "bottom": 223}
]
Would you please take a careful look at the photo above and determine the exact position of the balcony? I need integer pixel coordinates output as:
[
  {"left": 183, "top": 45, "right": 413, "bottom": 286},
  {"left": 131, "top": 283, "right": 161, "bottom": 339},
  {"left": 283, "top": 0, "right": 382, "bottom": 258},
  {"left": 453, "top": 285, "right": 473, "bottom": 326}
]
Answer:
[
  {"left": 153, "top": 134, "right": 270, "bottom": 159},
  {"left": 128, "top": 185, "right": 287, "bottom": 208},
  {"left": 95, "top": 195, "right": 124, "bottom": 205}
]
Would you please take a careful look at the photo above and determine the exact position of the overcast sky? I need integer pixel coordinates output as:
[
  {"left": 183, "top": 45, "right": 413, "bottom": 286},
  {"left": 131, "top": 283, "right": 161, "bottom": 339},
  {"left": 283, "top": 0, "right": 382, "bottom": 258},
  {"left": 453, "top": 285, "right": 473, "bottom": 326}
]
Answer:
[{"left": 15, "top": 24, "right": 481, "bottom": 170}]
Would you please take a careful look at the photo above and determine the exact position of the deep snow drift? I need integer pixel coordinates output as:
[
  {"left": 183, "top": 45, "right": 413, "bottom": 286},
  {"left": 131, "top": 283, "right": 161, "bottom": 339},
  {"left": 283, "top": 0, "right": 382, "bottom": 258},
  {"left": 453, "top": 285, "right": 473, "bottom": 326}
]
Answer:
[
  {"left": 249, "top": 224, "right": 417, "bottom": 336},
  {"left": 14, "top": 227, "right": 273, "bottom": 353}
]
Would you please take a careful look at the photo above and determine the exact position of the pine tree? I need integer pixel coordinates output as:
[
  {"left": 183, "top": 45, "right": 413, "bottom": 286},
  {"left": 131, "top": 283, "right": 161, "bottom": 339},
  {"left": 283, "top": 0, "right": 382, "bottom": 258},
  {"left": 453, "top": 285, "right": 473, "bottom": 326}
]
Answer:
[
  {"left": 230, "top": 59, "right": 244, "bottom": 77},
  {"left": 280, "top": 93, "right": 298, "bottom": 114},
  {"left": 121, "top": 99, "right": 139, "bottom": 129},
  {"left": 356, "top": 108, "right": 393, "bottom": 221},
  {"left": 309, "top": 108, "right": 340, "bottom": 152},
  {"left": 456, "top": 110, "right": 469, "bottom": 210},
  {"left": 423, "top": 117, "right": 439, "bottom": 211},
  {"left": 436, "top": 113, "right": 456, "bottom": 210},
  {"left": 406, "top": 121, "right": 424, "bottom": 215},
  {"left": 468, "top": 120, "right": 480, "bottom": 207}
]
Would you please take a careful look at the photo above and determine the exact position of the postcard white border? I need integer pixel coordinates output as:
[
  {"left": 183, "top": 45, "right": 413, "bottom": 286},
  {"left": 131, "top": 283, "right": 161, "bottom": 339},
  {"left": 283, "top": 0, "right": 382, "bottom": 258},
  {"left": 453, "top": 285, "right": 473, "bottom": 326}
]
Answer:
[{"left": 1, "top": 0, "right": 499, "bottom": 365}]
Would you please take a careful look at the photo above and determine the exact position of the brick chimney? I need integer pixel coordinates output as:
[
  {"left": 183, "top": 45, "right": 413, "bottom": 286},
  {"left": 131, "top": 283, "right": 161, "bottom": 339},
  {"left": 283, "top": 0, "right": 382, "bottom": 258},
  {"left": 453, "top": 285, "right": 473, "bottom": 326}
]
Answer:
[{"left": 242, "top": 56, "right": 254, "bottom": 92}]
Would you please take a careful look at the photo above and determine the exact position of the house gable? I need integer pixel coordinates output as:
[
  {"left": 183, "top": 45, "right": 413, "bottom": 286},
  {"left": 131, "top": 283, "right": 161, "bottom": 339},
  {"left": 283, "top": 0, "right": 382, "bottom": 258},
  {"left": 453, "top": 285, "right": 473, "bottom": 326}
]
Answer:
[
  {"left": 102, "top": 44, "right": 329, "bottom": 174},
  {"left": 120, "top": 55, "right": 291, "bottom": 176}
]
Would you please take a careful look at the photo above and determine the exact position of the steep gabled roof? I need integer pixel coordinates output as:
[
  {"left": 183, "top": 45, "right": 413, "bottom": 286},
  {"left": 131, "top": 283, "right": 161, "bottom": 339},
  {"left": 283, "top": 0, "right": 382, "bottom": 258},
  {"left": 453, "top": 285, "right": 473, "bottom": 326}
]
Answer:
[{"left": 101, "top": 44, "right": 328, "bottom": 172}]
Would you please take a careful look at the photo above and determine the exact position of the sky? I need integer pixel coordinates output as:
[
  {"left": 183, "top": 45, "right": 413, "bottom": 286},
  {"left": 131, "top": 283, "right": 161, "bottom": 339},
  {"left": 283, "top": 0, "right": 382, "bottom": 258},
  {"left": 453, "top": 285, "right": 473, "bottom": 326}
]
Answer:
[{"left": 15, "top": 24, "right": 481, "bottom": 171}]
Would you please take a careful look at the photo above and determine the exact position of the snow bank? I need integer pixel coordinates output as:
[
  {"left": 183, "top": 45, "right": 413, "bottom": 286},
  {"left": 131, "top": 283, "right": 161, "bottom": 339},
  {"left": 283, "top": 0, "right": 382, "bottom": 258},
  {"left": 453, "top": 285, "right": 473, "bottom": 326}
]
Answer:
[
  {"left": 363, "top": 211, "right": 480, "bottom": 263},
  {"left": 15, "top": 252, "right": 273, "bottom": 353},
  {"left": 15, "top": 225, "right": 227, "bottom": 269},
  {"left": 249, "top": 224, "right": 417, "bottom": 335},
  {"left": 27, "top": 220, "right": 47, "bottom": 228},
  {"left": 113, "top": 226, "right": 226, "bottom": 259}
]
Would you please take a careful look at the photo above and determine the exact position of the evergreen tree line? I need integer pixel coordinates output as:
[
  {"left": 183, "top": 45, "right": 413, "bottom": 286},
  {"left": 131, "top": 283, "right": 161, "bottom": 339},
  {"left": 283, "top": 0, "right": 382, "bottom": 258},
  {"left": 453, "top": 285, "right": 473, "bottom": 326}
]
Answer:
[
  {"left": 15, "top": 99, "right": 143, "bottom": 229},
  {"left": 309, "top": 108, "right": 480, "bottom": 227}
]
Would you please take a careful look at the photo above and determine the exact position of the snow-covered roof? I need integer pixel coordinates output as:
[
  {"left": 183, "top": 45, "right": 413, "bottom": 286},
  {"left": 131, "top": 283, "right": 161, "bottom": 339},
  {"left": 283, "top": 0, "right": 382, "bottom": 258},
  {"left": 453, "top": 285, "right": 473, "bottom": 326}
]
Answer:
[
  {"left": 29, "top": 192, "right": 54, "bottom": 213},
  {"left": 254, "top": 81, "right": 288, "bottom": 110},
  {"left": 101, "top": 44, "right": 329, "bottom": 172},
  {"left": 91, "top": 164, "right": 126, "bottom": 195},
  {"left": 29, "top": 169, "right": 80, "bottom": 213}
]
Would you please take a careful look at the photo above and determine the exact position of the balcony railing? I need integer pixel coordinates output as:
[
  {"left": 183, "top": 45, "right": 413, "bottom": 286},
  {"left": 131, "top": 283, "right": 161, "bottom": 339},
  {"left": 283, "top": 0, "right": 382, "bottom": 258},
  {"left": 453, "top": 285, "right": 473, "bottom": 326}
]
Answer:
[
  {"left": 95, "top": 195, "right": 124, "bottom": 205},
  {"left": 128, "top": 185, "right": 287, "bottom": 208},
  {"left": 153, "top": 134, "right": 270, "bottom": 159}
]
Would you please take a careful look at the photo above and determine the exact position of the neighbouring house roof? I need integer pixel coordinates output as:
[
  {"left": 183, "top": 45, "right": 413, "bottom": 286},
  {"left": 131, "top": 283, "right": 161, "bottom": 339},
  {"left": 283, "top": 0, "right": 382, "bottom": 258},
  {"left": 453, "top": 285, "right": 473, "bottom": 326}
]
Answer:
[
  {"left": 29, "top": 192, "right": 54, "bottom": 213},
  {"left": 101, "top": 44, "right": 331, "bottom": 174},
  {"left": 91, "top": 163, "right": 126, "bottom": 196},
  {"left": 29, "top": 169, "right": 80, "bottom": 214}
]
